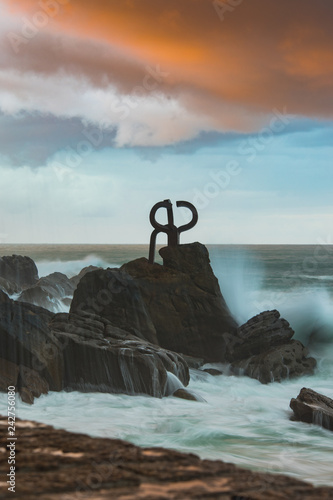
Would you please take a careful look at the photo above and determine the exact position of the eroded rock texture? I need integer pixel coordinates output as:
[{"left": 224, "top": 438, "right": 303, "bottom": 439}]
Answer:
[
  {"left": 71, "top": 243, "right": 238, "bottom": 361},
  {"left": 290, "top": 387, "right": 333, "bottom": 431},
  {"left": 230, "top": 311, "right": 316, "bottom": 383},
  {"left": 0, "top": 290, "right": 189, "bottom": 403},
  {"left": 0, "top": 254, "right": 38, "bottom": 293},
  {"left": 1, "top": 416, "right": 332, "bottom": 499}
]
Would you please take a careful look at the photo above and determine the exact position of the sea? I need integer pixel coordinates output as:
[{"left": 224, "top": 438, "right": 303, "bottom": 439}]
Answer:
[{"left": 1, "top": 244, "right": 333, "bottom": 487}]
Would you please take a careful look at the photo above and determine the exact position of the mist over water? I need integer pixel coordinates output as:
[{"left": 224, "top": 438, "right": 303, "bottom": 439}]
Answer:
[
  {"left": 210, "top": 245, "right": 333, "bottom": 360},
  {"left": 36, "top": 254, "right": 118, "bottom": 278},
  {"left": 1, "top": 244, "right": 333, "bottom": 486}
]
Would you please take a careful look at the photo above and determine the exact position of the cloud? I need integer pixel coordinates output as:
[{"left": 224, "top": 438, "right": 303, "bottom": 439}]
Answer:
[
  {"left": 0, "top": 0, "right": 332, "bottom": 148},
  {"left": 0, "top": 112, "right": 116, "bottom": 167}
]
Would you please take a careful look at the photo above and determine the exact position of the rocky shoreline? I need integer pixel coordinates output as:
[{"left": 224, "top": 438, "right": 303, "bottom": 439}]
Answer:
[
  {"left": 1, "top": 415, "right": 333, "bottom": 499},
  {"left": 0, "top": 243, "right": 332, "bottom": 430}
]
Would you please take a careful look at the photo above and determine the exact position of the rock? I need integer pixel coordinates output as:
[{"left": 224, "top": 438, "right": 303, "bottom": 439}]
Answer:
[
  {"left": 203, "top": 368, "right": 223, "bottom": 376},
  {"left": 227, "top": 310, "right": 316, "bottom": 384},
  {"left": 0, "top": 276, "right": 19, "bottom": 296},
  {"left": 49, "top": 311, "right": 189, "bottom": 398},
  {"left": 71, "top": 267, "right": 158, "bottom": 345},
  {"left": 0, "top": 254, "right": 38, "bottom": 289},
  {"left": 18, "top": 272, "right": 76, "bottom": 312},
  {"left": 0, "top": 361, "right": 48, "bottom": 405},
  {"left": 182, "top": 354, "right": 205, "bottom": 369},
  {"left": 18, "top": 266, "right": 103, "bottom": 312},
  {"left": 231, "top": 340, "right": 316, "bottom": 384},
  {"left": 19, "top": 387, "right": 35, "bottom": 404},
  {"left": 173, "top": 388, "right": 200, "bottom": 401},
  {"left": 227, "top": 310, "right": 294, "bottom": 362},
  {"left": 70, "top": 265, "right": 101, "bottom": 288},
  {"left": 71, "top": 243, "right": 237, "bottom": 361},
  {"left": 0, "top": 358, "right": 19, "bottom": 390},
  {"left": 0, "top": 290, "right": 190, "bottom": 401},
  {"left": 0, "top": 290, "right": 62, "bottom": 396},
  {"left": 290, "top": 388, "right": 333, "bottom": 431},
  {"left": 2, "top": 415, "right": 333, "bottom": 499},
  {"left": 18, "top": 365, "right": 49, "bottom": 400}
]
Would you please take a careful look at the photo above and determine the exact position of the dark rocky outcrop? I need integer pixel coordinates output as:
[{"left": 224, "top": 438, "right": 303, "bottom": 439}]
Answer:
[
  {"left": 71, "top": 267, "right": 159, "bottom": 345},
  {"left": 18, "top": 272, "right": 76, "bottom": 312},
  {"left": 2, "top": 415, "right": 333, "bottom": 499},
  {"left": 229, "top": 311, "right": 316, "bottom": 384},
  {"left": 231, "top": 340, "right": 316, "bottom": 384},
  {"left": 0, "top": 246, "right": 319, "bottom": 404},
  {"left": 0, "top": 276, "right": 19, "bottom": 296},
  {"left": 49, "top": 311, "right": 189, "bottom": 398},
  {"left": 17, "top": 365, "right": 49, "bottom": 404},
  {"left": 0, "top": 254, "right": 38, "bottom": 290},
  {"left": 71, "top": 243, "right": 238, "bottom": 361},
  {"left": 17, "top": 266, "right": 102, "bottom": 313},
  {"left": 69, "top": 265, "right": 101, "bottom": 287},
  {"left": 70, "top": 248, "right": 316, "bottom": 384},
  {"left": 290, "top": 388, "right": 333, "bottom": 431},
  {"left": 227, "top": 310, "right": 294, "bottom": 362},
  {"left": 0, "top": 290, "right": 61, "bottom": 393},
  {"left": 0, "top": 291, "right": 189, "bottom": 403}
]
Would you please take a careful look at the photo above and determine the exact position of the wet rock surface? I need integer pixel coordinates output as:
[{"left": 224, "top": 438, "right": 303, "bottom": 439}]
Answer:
[
  {"left": 290, "top": 387, "right": 333, "bottom": 431},
  {"left": 228, "top": 310, "right": 294, "bottom": 362},
  {"left": 17, "top": 266, "right": 101, "bottom": 313},
  {"left": 71, "top": 267, "right": 159, "bottom": 345},
  {"left": 231, "top": 340, "right": 316, "bottom": 384},
  {"left": 0, "top": 248, "right": 320, "bottom": 403},
  {"left": 18, "top": 272, "right": 76, "bottom": 311},
  {"left": 0, "top": 290, "right": 189, "bottom": 403},
  {"left": 0, "top": 254, "right": 38, "bottom": 290},
  {"left": 173, "top": 388, "right": 199, "bottom": 401},
  {"left": 0, "top": 290, "right": 60, "bottom": 395},
  {"left": 49, "top": 311, "right": 189, "bottom": 398},
  {"left": 71, "top": 243, "right": 238, "bottom": 362},
  {"left": 230, "top": 311, "right": 316, "bottom": 384},
  {"left": 1, "top": 416, "right": 333, "bottom": 499}
]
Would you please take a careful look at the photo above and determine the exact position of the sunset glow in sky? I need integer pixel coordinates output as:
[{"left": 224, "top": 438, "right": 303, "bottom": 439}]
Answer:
[{"left": 0, "top": 0, "right": 332, "bottom": 243}]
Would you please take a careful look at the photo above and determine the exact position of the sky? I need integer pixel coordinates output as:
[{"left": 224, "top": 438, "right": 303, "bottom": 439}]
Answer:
[{"left": 0, "top": 0, "right": 332, "bottom": 244}]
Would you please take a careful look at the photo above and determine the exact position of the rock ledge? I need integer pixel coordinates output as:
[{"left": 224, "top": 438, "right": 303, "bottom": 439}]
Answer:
[{"left": 1, "top": 416, "right": 333, "bottom": 499}]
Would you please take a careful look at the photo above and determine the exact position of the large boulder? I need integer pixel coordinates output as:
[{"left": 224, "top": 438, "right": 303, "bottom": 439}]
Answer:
[
  {"left": 17, "top": 266, "right": 102, "bottom": 312},
  {"left": 69, "top": 265, "right": 101, "bottom": 288},
  {"left": 0, "top": 290, "right": 62, "bottom": 392},
  {"left": 71, "top": 243, "right": 238, "bottom": 361},
  {"left": 49, "top": 311, "right": 189, "bottom": 398},
  {"left": 0, "top": 291, "right": 189, "bottom": 402},
  {"left": 0, "top": 255, "right": 38, "bottom": 289},
  {"left": 70, "top": 267, "right": 158, "bottom": 345},
  {"left": 227, "top": 310, "right": 294, "bottom": 362},
  {"left": 0, "top": 276, "right": 19, "bottom": 296},
  {"left": 290, "top": 388, "right": 333, "bottom": 431},
  {"left": 18, "top": 272, "right": 76, "bottom": 312},
  {"left": 231, "top": 340, "right": 316, "bottom": 384},
  {"left": 229, "top": 311, "right": 316, "bottom": 383}
]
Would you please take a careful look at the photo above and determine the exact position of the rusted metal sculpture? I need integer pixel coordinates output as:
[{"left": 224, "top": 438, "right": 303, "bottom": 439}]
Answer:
[{"left": 148, "top": 199, "right": 198, "bottom": 264}]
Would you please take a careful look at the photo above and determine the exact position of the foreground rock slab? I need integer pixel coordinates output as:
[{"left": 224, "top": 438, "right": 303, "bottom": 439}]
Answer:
[
  {"left": 0, "top": 289, "right": 189, "bottom": 402},
  {"left": 290, "top": 387, "right": 333, "bottom": 431},
  {"left": 1, "top": 416, "right": 333, "bottom": 499}
]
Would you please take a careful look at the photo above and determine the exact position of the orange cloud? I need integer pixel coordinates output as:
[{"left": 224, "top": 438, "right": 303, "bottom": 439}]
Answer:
[{"left": 1, "top": 0, "right": 333, "bottom": 135}]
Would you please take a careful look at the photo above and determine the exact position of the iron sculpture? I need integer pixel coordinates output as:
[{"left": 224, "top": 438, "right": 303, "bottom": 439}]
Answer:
[{"left": 148, "top": 199, "right": 198, "bottom": 264}]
